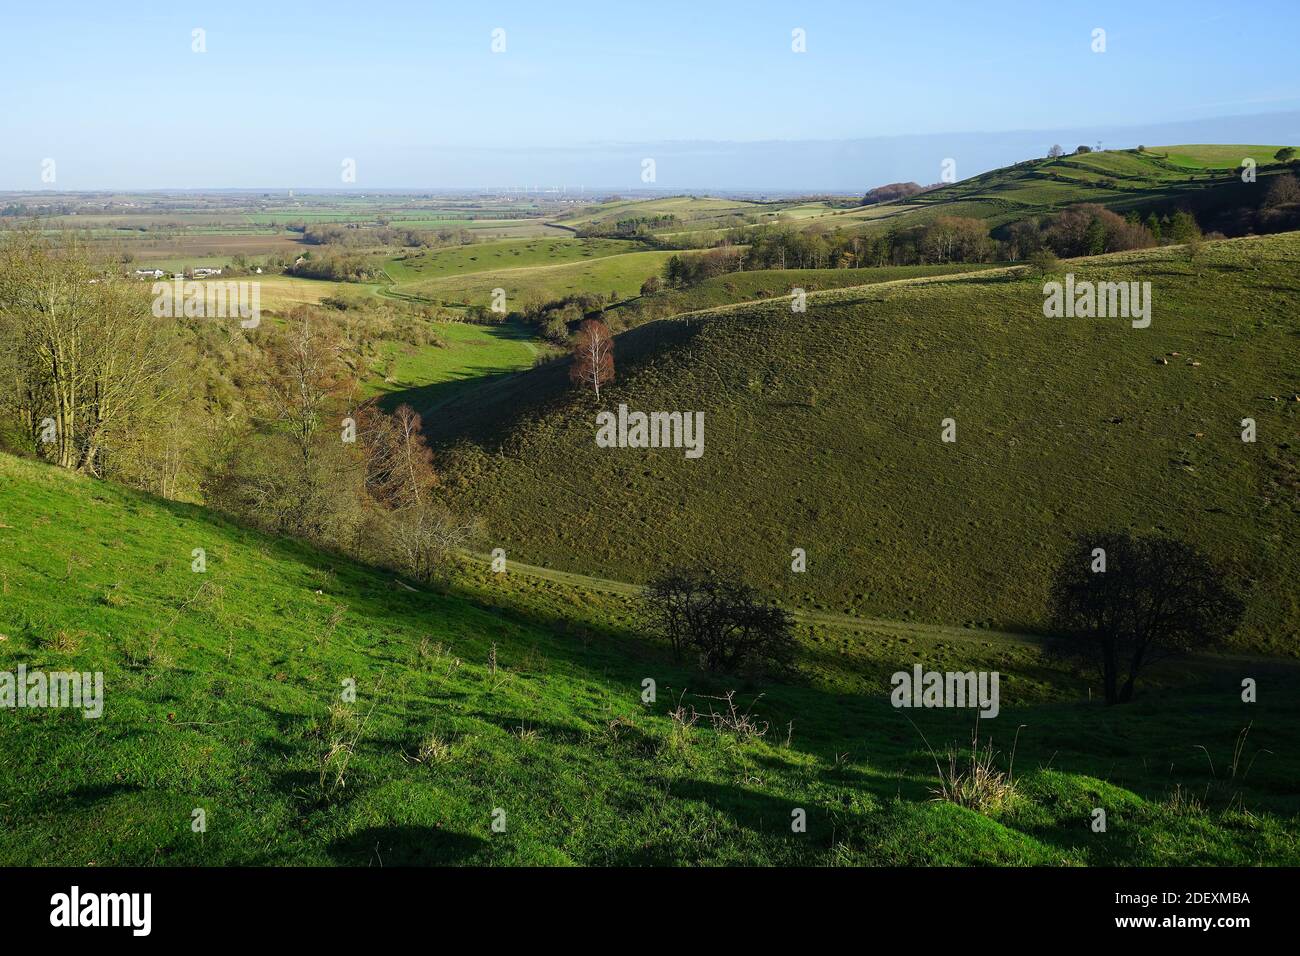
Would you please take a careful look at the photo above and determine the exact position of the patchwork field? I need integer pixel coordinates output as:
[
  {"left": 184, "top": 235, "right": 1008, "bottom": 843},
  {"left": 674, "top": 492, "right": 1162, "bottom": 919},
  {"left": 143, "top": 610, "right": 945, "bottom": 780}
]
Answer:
[
  {"left": 7, "top": 194, "right": 583, "bottom": 274},
  {"left": 195, "top": 274, "right": 361, "bottom": 311},
  {"left": 555, "top": 195, "right": 773, "bottom": 233},
  {"left": 119, "top": 232, "right": 309, "bottom": 264}
]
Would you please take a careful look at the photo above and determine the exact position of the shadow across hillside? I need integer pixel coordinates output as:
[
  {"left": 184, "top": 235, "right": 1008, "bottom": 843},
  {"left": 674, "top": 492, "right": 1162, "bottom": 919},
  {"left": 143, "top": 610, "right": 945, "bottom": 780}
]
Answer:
[
  {"left": 327, "top": 825, "right": 488, "bottom": 866},
  {"left": 375, "top": 320, "right": 541, "bottom": 415},
  {"left": 34, "top": 456, "right": 1300, "bottom": 864},
  {"left": 434, "top": 571, "right": 1300, "bottom": 817},
  {"left": 408, "top": 314, "right": 706, "bottom": 451}
]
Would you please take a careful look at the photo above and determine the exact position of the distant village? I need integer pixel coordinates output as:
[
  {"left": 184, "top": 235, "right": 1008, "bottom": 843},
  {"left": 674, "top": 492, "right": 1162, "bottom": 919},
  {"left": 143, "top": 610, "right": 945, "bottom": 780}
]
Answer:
[{"left": 132, "top": 265, "right": 263, "bottom": 280}]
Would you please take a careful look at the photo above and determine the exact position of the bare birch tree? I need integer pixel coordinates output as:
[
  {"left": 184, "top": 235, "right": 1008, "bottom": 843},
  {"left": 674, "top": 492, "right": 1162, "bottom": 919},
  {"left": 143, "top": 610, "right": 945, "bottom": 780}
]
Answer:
[{"left": 569, "top": 318, "right": 614, "bottom": 400}]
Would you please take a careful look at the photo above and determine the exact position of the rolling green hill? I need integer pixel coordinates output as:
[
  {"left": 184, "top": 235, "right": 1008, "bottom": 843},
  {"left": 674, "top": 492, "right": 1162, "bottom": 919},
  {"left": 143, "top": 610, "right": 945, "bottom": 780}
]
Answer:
[
  {"left": 385, "top": 237, "right": 647, "bottom": 284},
  {"left": 846, "top": 144, "right": 1299, "bottom": 236},
  {"left": 381, "top": 236, "right": 674, "bottom": 308},
  {"left": 609, "top": 263, "right": 1002, "bottom": 323},
  {"left": 426, "top": 232, "right": 1300, "bottom": 655},
  {"left": 363, "top": 318, "right": 541, "bottom": 412},
  {"left": 574, "top": 145, "right": 1298, "bottom": 245},
  {"left": 553, "top": 196, "right": 774, "bottom": 233},
  {"left": 396, "top": 249, "right": 678, "bottom": 308},
  {"left": 1153, "top": 145, "right": 1292, "bottom": 169},
  {"left": 1, "top": 453, "right": 1297, "bottom": 865}
]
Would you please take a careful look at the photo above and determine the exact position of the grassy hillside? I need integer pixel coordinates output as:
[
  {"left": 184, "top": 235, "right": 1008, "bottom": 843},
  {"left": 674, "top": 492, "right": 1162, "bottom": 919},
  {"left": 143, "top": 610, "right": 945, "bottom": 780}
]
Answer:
[
  {"left": 1153, "top": 145, "right": 1291, "bottom": 169},
  {"left": 1, "top": 453, "right": 1297, "bottom": 865},
  {"left": 427, "top": 232, "right": 1300, "bottom": 654},
  {"left": 590, "top": 145, "right": 1298, "bottom": 243},
  {"left": 871, "top": 144, "right": 1299, "bottom": 235},
  {"left": 198, "top": 274, "right": 364, "bottom": 311},
  {"left": 554, "top": 196, "right": 772, "bottom": 233},
  {"left": 381, "top": 237, "right": 674, "bottom": 308},
  {"left": 385, "top": 237, "right": 646, "bottom": 284},
  {"left": 610, "top": 263, "right": 1002, "bottom": 322},
  {"left": 363, "top": 318, "right": 541, "bottom": 412},
  {"left": 397, "top": 250, "right": 678, "bottom": 309}
]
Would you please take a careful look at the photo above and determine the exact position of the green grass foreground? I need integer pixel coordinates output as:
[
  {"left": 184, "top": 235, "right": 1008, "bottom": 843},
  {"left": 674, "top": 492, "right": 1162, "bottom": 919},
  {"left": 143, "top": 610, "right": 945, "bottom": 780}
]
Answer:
[{"left": 0, "top": 454, "right": 1295, "bottom": 865}]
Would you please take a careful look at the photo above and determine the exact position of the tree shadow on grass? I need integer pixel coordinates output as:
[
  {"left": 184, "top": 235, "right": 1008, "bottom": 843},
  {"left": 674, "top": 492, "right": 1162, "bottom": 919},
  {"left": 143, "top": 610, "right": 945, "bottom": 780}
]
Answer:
[
  {"left": 376, "top": 366, "right": 525, "bottom": 417},
  {"left": 460, "top": 711, "right": 588, "bottom": 745},
  {"left": 327, "top": 825, "right": 488, "bottom": 866},
  {"left": 132, "top": 480, "right": 1300, "bottom": 862},
  {"left": 413, "top": 316, "right": 704, "bottom": 450},
  {"left": 374, "top": 319, "right": 541, "bottom": 416},
  {"left": 646, "top": 776, "right": 875, "bottom": 864},
  {"left": 62, "top": 782, "right": 145, "bottom": 809}
]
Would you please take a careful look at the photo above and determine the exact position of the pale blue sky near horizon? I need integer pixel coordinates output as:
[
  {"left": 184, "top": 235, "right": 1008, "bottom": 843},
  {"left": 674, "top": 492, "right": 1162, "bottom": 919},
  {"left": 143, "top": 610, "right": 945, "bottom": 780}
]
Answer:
[{"left": 2, "top": 0, "right": 1299, "bottom": 189}]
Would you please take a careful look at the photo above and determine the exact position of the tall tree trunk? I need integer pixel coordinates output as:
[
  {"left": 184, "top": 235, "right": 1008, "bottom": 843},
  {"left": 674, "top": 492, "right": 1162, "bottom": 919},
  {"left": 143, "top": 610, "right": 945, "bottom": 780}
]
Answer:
[{"left": 1102, "top": 640, "right": 1119, "bottom": 704}]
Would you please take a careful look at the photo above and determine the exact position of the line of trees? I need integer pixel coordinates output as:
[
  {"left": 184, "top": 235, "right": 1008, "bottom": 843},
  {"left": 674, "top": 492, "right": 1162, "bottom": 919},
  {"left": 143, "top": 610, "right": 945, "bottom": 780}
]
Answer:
[
  {"left": 289, "top": 251, "right": 384, "bottom": 282},
  {"left": 294, "top": 222, "right": 476, "bottom": 249},
  {"left": 514, "top": 291, "right": 615, "bottom": 343},
  {"left": 0, "top": 231, "right": 176, "bottom": 476},
  {"left": 645, "top": 204, "right": 1213, "bottom": 288},
  {"left": 0, "top": 229, "right": 476, "bottom": 583},
  {"left": 664, "top": 247, "right": 748, "bottom": 284},
  {"left": 575, "top": 214, "right": 680, "bottom": 239},
  {"left": 860, "top": 181, "right": 925, "bottom": 204},
  {"left": 662, "top": 217, "right": 1005, "bottom": 277},
  {"left": 204, "top": 311, "right": 475, "bottom": 577}
]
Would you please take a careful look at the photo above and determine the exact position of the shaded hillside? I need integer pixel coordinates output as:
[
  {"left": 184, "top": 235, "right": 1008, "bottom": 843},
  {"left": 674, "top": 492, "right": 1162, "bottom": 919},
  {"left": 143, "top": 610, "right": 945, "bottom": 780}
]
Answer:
[
  {"left": 2, "top": 453, "right": 1298, "bottom": 866},
  {"left": 428, "top": 233, "right": 1300, "bottom": 653}
]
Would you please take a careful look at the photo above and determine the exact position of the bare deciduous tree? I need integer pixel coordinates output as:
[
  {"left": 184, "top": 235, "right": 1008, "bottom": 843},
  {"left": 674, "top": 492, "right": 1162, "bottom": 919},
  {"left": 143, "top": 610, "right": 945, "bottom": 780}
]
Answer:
[
  {"left": 569, "top": 318, "right": 614, "bottom": 399},
  {"left": 643, "top": 566, "right": 796, "bottom": 674},
  {"left": 388, "top": 503, "right": 480, "bottom": 583},
  {"left": 257, "top": 308, "right": 354, "bottom": 474},
  {"left": 1264, "top": 174, "right": 1300, "bottom": 209},
  {"left": 355, "top": 400, "right": 435, "bottom": 508},
  {"left": 0, "top": 229, "right": 174, "bottom": 476}
]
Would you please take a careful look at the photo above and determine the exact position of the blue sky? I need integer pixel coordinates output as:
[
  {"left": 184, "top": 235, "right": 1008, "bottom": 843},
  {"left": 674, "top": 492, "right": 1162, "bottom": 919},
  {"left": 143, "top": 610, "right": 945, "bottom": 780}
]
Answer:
[{"left": 2, "top": 0, "right": 1299, "bottom": 189}]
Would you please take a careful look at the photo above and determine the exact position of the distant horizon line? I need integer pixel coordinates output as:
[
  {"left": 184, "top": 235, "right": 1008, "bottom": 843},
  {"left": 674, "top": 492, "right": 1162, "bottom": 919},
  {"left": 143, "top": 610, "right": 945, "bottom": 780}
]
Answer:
[
  {"left": 4, "top": 108, "right": 1296, "bottom": 194},
  {"left": 2, "top": 186, "right": 880, "bottom": 197}
]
